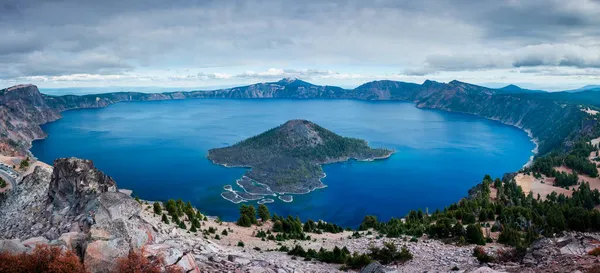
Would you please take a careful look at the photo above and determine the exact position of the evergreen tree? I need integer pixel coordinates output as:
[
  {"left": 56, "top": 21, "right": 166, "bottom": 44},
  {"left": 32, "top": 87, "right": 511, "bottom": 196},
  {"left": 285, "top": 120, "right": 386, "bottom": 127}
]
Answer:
[
  {"left": 465, "top": 224, "right": 485, "bottom": 245},
  {"left": 153, "top": 202, "right": 162, "bottom": 215},
  {"left": 237, "top": 214, "right": 252, "bottom": 227},
  {"left": 237, "top": 204, "right": 257, "bottom": 226},
  {"left": 161, "top": 213, "right": 170, "bottom": 224},
  {"left": 452, "top": 223, "right": 465, "bottom": 237},
  {"left": 258, "top": 204, "right": 271, "bottom": 221},
  {"left": 498, "top": 226, "right": 521, "bottom": 247}
]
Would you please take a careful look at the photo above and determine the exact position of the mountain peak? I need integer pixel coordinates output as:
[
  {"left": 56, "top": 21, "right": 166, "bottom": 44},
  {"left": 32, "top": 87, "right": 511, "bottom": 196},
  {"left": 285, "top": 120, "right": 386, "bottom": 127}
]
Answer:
[
  {"left": 276, "top": 77, "right": 313, "bottom": 86},
  {"left": 503, "top": 84, "right": 520, "bottom": 89},
  {"left": 278, "top": 77, "right": 299, "bottom": 84},
  {"left": 276, "top": 120, "right": 321, "bottom": 146},
  {"left": 449, "top": 80, "right": 469, "bottom": 86},
  {"left": 4, "top": 84, "right": 37, "bottom": 92}
]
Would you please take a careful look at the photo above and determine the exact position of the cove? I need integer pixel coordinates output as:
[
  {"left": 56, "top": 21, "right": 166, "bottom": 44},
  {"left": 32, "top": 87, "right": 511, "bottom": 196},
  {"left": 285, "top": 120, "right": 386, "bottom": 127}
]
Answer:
[{"left": 30, "top": 99, "right": 535, "bottom": 227}]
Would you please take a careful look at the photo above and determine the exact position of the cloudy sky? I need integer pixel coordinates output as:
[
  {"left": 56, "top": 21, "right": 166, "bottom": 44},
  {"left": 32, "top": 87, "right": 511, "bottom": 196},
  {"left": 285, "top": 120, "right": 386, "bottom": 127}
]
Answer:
[{"left": 1, "top": 0, "right": 599, "bottom": 91}]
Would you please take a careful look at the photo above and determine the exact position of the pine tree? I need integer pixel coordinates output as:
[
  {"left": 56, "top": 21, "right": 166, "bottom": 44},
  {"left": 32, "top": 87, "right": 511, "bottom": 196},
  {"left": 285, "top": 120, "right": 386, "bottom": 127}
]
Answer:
[
  {"left": 161, "top": 213, "right": 170, "bottom": 224},
  {"left": 153, "top": 202, "right": 162, "bottom": 215},
  {"left": 237, "top": 204, "right": 257, "bottom": 226},
  {"left": 465, "top": 224, "right": 485, "bottom": 245},
  {"left": 258, "top": 204, "right": 270, "bottom": 221},
  {"left": 237, "top": 214, "right": 252, "bottom": 227}
]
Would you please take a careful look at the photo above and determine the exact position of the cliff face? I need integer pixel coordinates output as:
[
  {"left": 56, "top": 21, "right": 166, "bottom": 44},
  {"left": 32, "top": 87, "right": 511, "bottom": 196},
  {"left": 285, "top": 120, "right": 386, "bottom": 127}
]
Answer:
[
  {"left": 0, "top": 78, "right": 588, "bottom": 156},
  {"left": 0, "top": 85, "right": 62, "bottom": 155}
]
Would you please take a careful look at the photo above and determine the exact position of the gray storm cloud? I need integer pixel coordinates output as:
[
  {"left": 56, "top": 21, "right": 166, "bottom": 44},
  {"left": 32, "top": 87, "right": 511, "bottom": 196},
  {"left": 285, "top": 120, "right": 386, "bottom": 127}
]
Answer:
[{"left": 0, "top": 0, "right": 599, "bottom": 85}]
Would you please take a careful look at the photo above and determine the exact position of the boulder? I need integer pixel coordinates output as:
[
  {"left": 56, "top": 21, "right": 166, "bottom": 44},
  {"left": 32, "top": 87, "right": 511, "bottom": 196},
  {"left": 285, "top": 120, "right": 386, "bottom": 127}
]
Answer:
[
  {"left": 228, "top": 254, "right": 251, "bottom": 265},
  {"left": 0, "top": 239, "right": 27, "bottom": 254},
  {"left": 144, "top": 244, "right": 183, "bottom": 266},
  {"left": 90, "top": 218, "right": 155, "bottom": 248},
  {"left": 176, "top": 253, "right": 200, "bottom": 273},
  {"left": 94, "top": 192, "right": 141, "bottom": 223},
  {"left": 360, "top": 262, "right": 388, "bottom": 273},
  {"left": 84, "top": 238, "right": 130, "bottom": 273},
  {"left": 56, "top": 232, "right": 87, "bottom": 252},
  {"left": 470, "top": 267, "right": 504, "bottom": 273},
  {"left": 21, "top": 236, "right": 49, "bottom": 248}
]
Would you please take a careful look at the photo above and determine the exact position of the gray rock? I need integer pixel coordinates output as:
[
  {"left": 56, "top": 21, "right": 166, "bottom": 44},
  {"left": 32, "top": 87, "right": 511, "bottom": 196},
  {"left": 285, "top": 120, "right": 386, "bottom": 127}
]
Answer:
[
  {"left": 56, "top": 232, "right": 87, "bottom": 252},
  {"left": 470, "top": 267, "right": 504, "bottom": 273},
  {"left": 0, "top": 239, "right": 27, "bottom": 254},
  {"left": 48, "top": 158, "right": 117, "bottom": 217},
  {"left": 360, "top": 262, "right": 388, "bottom": 273},
  {"left": 84, "top": 238, "right": 130, "bottom": 273},
  {"left": 228, "top": 254, "right": 252, "bottom": 265},
  {"left": 94, "top": 192, "right": 141, "bottom": 223},
  {"left": 21, "top": 236, "right": 49, "bottom": 248}
]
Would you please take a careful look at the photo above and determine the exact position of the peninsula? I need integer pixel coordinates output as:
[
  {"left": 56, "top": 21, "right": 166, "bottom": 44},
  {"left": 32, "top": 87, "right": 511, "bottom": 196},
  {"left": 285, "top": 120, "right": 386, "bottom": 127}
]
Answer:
[{"left": 208, "top": 120, "right": 392, "bottom": 202}]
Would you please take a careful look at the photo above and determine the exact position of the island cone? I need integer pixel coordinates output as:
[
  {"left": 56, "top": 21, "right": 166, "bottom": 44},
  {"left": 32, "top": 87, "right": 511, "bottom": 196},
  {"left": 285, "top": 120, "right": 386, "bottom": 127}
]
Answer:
[{"left": 208, "top": 119, "right": 393, "bottom": 201}]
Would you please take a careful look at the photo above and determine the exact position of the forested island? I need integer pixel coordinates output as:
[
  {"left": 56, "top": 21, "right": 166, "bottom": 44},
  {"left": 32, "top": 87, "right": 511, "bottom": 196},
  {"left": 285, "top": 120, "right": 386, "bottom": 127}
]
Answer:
[{"left": 208, "top": 119, "right": 393, "bottom": 202}]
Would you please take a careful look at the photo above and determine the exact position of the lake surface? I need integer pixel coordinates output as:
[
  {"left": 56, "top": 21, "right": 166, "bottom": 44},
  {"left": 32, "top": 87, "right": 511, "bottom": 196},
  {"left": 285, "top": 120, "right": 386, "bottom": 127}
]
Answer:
[{"left": 31, "top": 99, "right": 535, "bottom": 227}]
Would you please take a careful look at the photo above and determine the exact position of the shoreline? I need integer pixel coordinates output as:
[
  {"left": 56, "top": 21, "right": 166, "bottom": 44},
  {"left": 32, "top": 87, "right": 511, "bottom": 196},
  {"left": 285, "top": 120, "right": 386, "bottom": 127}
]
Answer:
[
  {"left": 522, "top": 128, "right": 540, "bottom": 168},
  {"left": 214, "top": 151, "right": 393, "bottom": 204}
]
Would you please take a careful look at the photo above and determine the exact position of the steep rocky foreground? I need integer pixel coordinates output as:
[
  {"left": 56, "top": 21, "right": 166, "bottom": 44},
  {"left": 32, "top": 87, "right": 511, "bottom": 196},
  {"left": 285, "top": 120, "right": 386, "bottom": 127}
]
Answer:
[
  {"left": 1, "top": 158, "right": 598, "bottom": 272},
  {"left": 0, "top": 158, "right": 336, "bottom": 272},
  {"left": 0, "top": 79, "right": 589, "bottom": 156}
]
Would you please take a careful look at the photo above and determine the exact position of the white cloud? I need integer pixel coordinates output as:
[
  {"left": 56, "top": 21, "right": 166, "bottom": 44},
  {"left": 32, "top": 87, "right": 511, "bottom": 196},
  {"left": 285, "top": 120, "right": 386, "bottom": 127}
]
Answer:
[{"left": 1, "top": 0, "right": 600, "bottom": 88}]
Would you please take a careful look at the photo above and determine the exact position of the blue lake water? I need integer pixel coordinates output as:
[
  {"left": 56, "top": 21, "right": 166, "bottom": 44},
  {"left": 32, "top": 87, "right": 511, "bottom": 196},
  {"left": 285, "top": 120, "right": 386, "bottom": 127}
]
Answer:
[{"left": 31, "top": 99, "right": 535, "bottom": 227}]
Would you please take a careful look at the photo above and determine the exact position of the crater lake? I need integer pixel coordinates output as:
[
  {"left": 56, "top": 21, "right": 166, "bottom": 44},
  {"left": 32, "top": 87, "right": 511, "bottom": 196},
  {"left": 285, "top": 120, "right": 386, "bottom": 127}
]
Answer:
[{"left": 31, "top": 99, "right": 535, "bottom": 227}]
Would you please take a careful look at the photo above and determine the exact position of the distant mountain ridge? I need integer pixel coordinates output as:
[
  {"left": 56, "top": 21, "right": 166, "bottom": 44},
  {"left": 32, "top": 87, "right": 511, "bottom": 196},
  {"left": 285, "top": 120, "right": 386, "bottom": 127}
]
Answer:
[
  {"left": 497, "top": 84, "right": 546, "bottom": 94},
  {"left": 0, "top": 78, "right": 596, "bottom": 157},
  {"left": 564, "top": 85, "right": 600, "bottom": 93}
]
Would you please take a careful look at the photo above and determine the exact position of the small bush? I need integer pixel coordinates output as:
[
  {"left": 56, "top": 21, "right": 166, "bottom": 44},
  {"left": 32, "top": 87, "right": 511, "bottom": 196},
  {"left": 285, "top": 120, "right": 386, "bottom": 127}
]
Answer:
[
  {"left": 473, "top": 246, "right": 493, "bottom": 263},
  {"left": 237, "top": 241, "right": 245, "bottom": 247},
  {"left": 0, "top": 245, "right": 86, "bottom": 273},
  {"left": 368, "top": 242, "right": 412, "bottom": 265},
  {"left": 345, "top": 252, "right": 372, "bottom": 270},
  {"left": 278, "top": 245, "right": 290, "bottom": 252},
  {"left": 115, "top": 249, "right": 183, "bottom": 273}
]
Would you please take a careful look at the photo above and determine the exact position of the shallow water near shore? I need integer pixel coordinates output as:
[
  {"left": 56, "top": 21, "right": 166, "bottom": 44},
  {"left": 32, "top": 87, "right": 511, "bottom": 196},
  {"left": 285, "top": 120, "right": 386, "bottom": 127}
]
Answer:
[{"left": 31, "top": 99, "right": 534, "bottom": 227}]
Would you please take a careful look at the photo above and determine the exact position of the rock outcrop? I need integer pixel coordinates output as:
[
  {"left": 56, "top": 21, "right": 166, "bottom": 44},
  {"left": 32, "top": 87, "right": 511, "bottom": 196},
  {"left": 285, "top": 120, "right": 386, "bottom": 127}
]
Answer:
[
  {"left": 49, "top": 158, "right": 117, "bottom": 217},
  {"left": 0, "top": 158, "right": 159, "bottom": 272},
  {"left": 515, "top": 232, "right": 600, "bottom": 272}
]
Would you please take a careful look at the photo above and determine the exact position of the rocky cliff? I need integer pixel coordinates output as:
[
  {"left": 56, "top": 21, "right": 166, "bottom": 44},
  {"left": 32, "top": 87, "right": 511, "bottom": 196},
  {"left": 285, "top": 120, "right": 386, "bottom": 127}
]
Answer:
[
  {"left": 0, "top": 84, "right": 61, "bottom": 155},
  {"left": 0, "top": 158, "right": 315, "bottom": 272}
]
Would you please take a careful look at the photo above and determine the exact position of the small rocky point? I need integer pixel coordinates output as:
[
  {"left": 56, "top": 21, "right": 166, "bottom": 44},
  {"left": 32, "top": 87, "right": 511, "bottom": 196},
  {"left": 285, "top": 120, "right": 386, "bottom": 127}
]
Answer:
[{"left": 0, "top": 157, "right": 598, "bottom": 272}]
